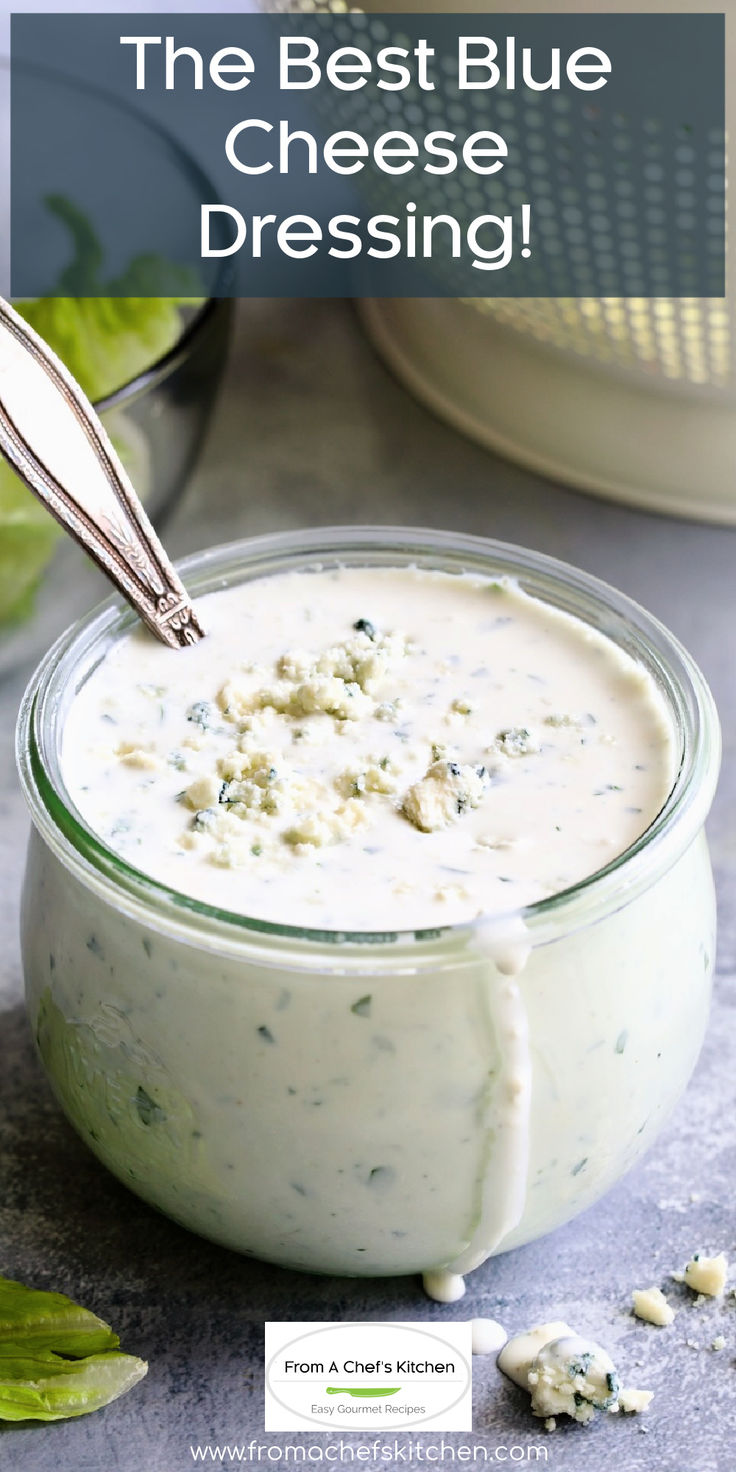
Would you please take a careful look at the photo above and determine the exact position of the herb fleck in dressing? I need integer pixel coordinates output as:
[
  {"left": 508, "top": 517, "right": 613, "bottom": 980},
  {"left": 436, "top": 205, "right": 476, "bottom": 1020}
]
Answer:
[
  {"left": 62, "top": 567, "right": 675, "bottom": 932},
  {"left": 22, "top": 556, "right": 716, "bottom": 1286}
]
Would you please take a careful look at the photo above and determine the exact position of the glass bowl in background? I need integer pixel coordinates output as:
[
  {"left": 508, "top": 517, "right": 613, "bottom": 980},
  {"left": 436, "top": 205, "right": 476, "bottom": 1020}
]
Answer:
[
  {"left": 0, "top": 295, "right": 234, "bottom": 679},
  {"left": 0, "top": 58, "right": 236, "bottom": 678},
  {"left": 353, "top": 0, "right": 733, "bottom": 520}
]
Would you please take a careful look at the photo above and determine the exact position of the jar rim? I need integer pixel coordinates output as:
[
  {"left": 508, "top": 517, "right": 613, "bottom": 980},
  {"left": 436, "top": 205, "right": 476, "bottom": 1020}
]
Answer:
[{"left": 15, "top": 525, "right": 721, "bottom": 962}]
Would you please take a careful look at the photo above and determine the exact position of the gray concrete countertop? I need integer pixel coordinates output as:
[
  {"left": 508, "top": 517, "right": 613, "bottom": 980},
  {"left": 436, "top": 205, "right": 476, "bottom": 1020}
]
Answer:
[{"left": 1, "top": 300, "right": 735, "bottom": 1471}]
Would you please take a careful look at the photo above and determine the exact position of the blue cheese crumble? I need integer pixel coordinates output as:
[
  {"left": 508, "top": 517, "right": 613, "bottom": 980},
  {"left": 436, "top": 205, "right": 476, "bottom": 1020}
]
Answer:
[
  {"left": 401, "top": 759, "right": 491, "bottom": 832},
  {"left": 498, "top": 1322, "right": 653, "bottom": 1427},
  {"left": 632, "top": 1286, "right": 676, "bottom": 1326},
  {"left": 682, "top": 1253, "right": 729, "bottom": 1297},
  {"left": 61, "top": 566, "right": 677, "bottom": 931}
]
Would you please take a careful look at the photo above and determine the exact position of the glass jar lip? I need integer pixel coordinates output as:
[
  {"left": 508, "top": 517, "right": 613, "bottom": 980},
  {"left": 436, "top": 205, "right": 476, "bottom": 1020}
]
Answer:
[{"left": 16, "top": 525, "right": 721, "bottom": 959}]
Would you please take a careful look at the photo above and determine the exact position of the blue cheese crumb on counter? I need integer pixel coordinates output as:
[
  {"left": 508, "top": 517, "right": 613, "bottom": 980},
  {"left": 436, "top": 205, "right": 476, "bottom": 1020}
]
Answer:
[
  {"left": 682, "top": 1253, "right": 729, "bottom": 1297},
  {"left": 498, "top": 1322, "right": 653, "bottom": 1427},
  {"left": 632, "top": 1286, "right": 676, "bottom": 1326},
  {"left": 61, "top": 567, "right": 677, "bottom": 931}
]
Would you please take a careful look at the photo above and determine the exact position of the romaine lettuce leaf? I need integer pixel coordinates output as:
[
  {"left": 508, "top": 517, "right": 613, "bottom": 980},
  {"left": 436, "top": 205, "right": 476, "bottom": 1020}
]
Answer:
[
  {"left": 0, "top": 1275, "right": 147, "bottom": 1422},
  {"left": 0, "top": 1346, "right": 148, "bottom": 1422}
]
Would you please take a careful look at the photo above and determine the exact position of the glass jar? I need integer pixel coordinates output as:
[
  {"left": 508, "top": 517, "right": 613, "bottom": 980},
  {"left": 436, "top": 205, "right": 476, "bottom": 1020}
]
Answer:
[{"left": 15, "top": 528, "right": 720, "bottom": 1282}]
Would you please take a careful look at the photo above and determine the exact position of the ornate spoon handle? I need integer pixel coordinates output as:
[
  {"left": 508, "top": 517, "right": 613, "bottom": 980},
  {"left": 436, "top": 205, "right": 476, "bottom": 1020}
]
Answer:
[{"left": 0, "top": 296, "right": 204, "bottom": 648}]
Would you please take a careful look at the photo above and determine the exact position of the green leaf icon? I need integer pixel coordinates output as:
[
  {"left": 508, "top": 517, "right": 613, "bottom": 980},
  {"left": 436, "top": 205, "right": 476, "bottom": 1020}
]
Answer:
[{"left": 326, "top": 1387, "right": 401, "bottom": 1399}]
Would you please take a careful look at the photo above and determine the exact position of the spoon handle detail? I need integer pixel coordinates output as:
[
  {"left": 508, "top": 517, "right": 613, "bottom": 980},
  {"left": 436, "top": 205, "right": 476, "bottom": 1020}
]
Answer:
[{"left": 0, "top": 296, "right": 204, "bottom": 648}]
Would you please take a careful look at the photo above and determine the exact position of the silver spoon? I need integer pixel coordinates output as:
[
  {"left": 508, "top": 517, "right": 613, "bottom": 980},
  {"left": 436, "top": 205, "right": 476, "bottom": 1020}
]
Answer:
[{"left": 0, "top": 295, "right": 205, "bottom": 648}]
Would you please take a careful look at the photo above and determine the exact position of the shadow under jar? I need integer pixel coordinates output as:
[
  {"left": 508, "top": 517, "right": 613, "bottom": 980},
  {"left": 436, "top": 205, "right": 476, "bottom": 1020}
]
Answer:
[{"left": 15, "top": 529, "right": 720, "bottom": 1283}]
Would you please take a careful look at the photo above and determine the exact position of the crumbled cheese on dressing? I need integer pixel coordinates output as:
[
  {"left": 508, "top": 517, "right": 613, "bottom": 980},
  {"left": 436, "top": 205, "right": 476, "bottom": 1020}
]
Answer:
[
  {"left": 492, "top": 726, "right": 541, "bottom": 758},
  {"left": 177, "top": 626, "right": 428, "bottom": 858},
  {"left": 64, "top": 567, "right": 677, "bottom": 930},
  {"left": 401, "top": 759, "right": 490, "bottom": 833},
  {"left": 125, "top": 625, "right": 505, "bottom": 860},
  {"left": 115, "top": 741, "right": 161, "bottom": 771}
]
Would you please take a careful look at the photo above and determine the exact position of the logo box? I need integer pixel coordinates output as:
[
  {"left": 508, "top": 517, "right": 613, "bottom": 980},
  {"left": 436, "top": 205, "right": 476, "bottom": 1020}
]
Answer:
[{"left": 265, "top": 1321, "right": 473, "bottom": 1432}]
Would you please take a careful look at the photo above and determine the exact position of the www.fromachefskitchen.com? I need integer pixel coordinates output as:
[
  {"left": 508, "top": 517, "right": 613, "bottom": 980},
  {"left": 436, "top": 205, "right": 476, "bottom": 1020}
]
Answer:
[{"left": 189, "top": 1442, "right": 549, "bottom": 1462}]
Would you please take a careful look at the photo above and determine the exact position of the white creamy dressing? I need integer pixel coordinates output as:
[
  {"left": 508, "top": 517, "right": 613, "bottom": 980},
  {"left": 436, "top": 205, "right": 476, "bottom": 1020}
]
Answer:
[
  {"left": 471, "top": 1318, "right": 508, "bottom": 1356},
  {"left": 38, "top": 564, "right": 699, "bottom": 1289},
  {"left": 443, "top": 922, "right": 532, "bottom": 1287},
  {"left": 62, "top": 566, "right": 675, "bottom": 932}
]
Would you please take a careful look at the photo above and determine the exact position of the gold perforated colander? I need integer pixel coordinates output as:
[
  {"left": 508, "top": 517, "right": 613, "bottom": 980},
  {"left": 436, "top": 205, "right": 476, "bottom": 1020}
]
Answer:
[{"left": 275, "top": 0, "right": 732, "bottom": 521}]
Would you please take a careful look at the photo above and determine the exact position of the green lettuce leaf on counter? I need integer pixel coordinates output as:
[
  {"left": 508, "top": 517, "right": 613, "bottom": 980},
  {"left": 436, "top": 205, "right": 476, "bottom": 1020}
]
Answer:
[
  {"left": 0, "top": 195, "right": 202, "bottom": 626},
  {"left": 0, "top": 1274, "right": 147, "bottom": 1421}
]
